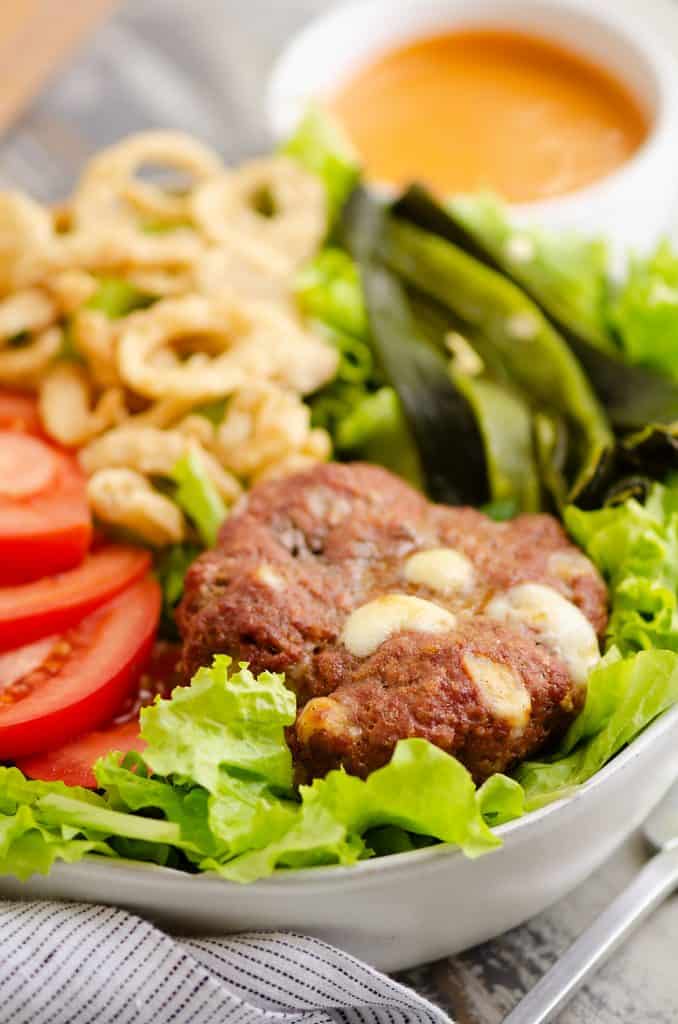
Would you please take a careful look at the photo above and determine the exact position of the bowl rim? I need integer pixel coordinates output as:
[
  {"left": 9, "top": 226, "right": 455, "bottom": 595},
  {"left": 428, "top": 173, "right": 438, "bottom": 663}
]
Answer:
[
  {"left": 62, "top": 702, "right": 678, "bottom": 891},
  {"left": 266, "top": 0, "right": 678, "bottom": 216}
]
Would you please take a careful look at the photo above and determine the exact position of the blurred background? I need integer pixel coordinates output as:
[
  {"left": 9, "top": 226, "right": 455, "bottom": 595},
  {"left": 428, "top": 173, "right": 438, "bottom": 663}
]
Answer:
[{"left": 0, "top": 0, "right": 332, "bottom": 199}]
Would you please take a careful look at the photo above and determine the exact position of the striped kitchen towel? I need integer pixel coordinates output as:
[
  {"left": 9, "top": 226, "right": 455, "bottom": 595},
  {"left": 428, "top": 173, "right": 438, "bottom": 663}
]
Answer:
[{"left": 0, "top": 901, "right": 451, "bottom": 1024}]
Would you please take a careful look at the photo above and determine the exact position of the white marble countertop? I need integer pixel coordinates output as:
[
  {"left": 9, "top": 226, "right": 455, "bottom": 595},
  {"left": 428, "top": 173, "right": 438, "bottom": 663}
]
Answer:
[{"left": 1, "top": 1, "right": 677, "bottom": 1019}]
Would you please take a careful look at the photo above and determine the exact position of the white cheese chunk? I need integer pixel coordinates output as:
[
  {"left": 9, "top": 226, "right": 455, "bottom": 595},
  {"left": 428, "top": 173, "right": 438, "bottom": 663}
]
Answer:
[
  {"left": 462, "top": 653, "right": 531, "bottom": 731},
  {"left": 342, "top": 594, "right": 457, "bottom": 658},
  {"left": 486, "top": 583, "right": 600, "bottom": 687},
  {"left": 296, "top": 697, "right": 361, "bottom": 744},
  {"left": 404, "top": 548, "right": 475, "bottom": 595},
  {"left": 547, "top": 549, "right": 596, "bottom": 585},
  {"left": 254, "top": 563, "right": 284, "bottom": 591}
]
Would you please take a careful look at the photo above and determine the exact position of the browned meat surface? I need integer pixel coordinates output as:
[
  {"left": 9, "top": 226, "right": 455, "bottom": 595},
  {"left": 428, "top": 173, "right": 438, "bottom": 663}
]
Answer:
[
  {"left": 291, "top": 619, "right": 579, "bottom": 785},
  {"left": 178, "top": 462, "right": 608, "bottom": 783}
]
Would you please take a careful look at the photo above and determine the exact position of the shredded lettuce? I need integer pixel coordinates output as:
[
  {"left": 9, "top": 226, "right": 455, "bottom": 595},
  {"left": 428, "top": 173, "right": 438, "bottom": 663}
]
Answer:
[
  {"left": 612, "top": 242, "right": 678, "bottom": 377},
  {"left": 59, "top": 277, "right": 152, "bottom": 362},
  {"left": 86, "top": 277, "right": 152, "bottom": 319},
  {"left": 171, "top": 451, "right": 227, "bottom": 547},
  {"left": 295, "top": 248, "right": 369, "bottom": 339},
  {"left": 154, "top": 542, "right": 200, "bottom": 639},
  {"left": 297, "top": 245, "right": 423, "bottom": 486},
  {"left": 282, "top": 106, "right": 360, "bottom": 226}
]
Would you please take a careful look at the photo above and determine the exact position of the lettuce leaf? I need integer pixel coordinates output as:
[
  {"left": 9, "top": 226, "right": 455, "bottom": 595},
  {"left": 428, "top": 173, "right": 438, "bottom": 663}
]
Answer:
[
  {"left": 477, "top": 774, "right": 526, "bottom": 826},
  {"left": 171, "top": 451, "right": 227, "bottom": 547},
  {"left": 303, "top": 739, "right": 498, "bottom": 857},
  {"left": 334, "top": 386, "right": 424, "bottom": 487},
  {"left": 139, "top": 657, "right": 296, "bottom": 793},
  {"left": 612, "top": 242, "right": 678, "bottom": 377},
  {"left": 565, "top": 481, "right": 678, "bottom": 654},
  {"left": 295, "top": 248, "right": 368, "bottom": 340},
  {"left": 212, "top": 739, "right": 498, "bottom": 882},
  {"left": 282, "top": 106, "right": 360, "bottom": 226},
  {"left": 516, "top": 649, "right": 678, "bottom": 806},
  {"left": 0, "top": 660, "right": 498, "bottom": 882},
  {"left": 0, "top": 769, "right": 117, "bottom": 880},
  {"left": 87, "top": 277, "right": 152, "bottom": 319}
]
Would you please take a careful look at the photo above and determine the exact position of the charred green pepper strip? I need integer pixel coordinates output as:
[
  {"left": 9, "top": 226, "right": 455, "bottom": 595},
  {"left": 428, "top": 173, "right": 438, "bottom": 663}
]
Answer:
[
  {"left": 394, "top": 186, "right": 678, "bottom": 432},
  {"left": 454, "top": 374, "right": 541, "bottom": 513},
  {"left": 380, "top": 217, "right": 614, "bottom": 504},
  {"left": 620, "top": 422, "right": 678, "bottom": 478},
  {"left": 395, "top": 186, "right": 614, "bottom": 353},
  {"left": 359, "top": 260, "right": 490, "bottom": 505},
  {"left": 342, "top": 190, "right": 489, "bottom": 506},
  {"left": 603, "top": 475, "right": 655, "bottom": 507},
  {"left": 569, "top": 346, "right": 678, "bottom": 432},
  {"left": 534, "top": 412, "right": 569, "bottom": 510},
  {"left": 409, "top": 286, "right": 541, "bottom": 511}
]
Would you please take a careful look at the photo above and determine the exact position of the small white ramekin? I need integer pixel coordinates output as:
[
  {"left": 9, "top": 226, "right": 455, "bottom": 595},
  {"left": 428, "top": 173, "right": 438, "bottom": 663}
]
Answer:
[{"left": 267, "top": 0, "right": 678, "bottom": 253}]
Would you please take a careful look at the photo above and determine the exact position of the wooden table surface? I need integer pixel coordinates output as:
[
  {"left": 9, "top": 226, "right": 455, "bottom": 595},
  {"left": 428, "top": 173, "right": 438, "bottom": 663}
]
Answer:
[{"left": 1, "top": 1, "right": 677, "bottom": 1019}]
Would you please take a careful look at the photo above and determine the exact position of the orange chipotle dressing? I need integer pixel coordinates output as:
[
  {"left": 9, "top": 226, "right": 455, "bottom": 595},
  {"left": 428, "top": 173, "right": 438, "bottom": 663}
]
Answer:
[{"left": 328, "top": 30, "right": 650, "bottom": 202}]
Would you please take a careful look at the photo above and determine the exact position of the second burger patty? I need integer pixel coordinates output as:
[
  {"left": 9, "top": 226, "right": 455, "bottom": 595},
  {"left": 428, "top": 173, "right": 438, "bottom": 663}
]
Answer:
[{"left": 178, "top": 463, "right": 608, "bottom": 784}]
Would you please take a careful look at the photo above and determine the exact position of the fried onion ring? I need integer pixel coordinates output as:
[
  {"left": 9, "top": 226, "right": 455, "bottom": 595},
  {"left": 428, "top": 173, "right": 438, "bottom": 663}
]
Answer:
[
  {"left": 73, "top": 132, "right": 223, "bottom": 226},
  {"left": 0, "top": 325, "right": 61, "bottom": 384},
  {"left": 191, "top": 156, "right": 326, "bottom": 273},
  {"left": 117, "top": 295, "right": 337, "bottom": 402}
]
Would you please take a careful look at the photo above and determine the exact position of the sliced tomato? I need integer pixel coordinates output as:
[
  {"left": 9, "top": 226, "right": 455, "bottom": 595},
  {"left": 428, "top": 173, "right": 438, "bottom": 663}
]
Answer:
[
  {"left": 0, "top": 544, "right": 151, "bottom": 652},
  {"left": 17, "top": 643, "right": 180, "bottom": 788},
  {"left": 0, "top": 577, "right": 161, "bottom": 759},
  {"left": 0, "top": 390, "right": 43, "bottom": 435},
  {"left": 17, "top": 720, "right": 146, "bottom": 789},
  {"left": 0, "top": 430, "right": 91, "bottom": 583}
]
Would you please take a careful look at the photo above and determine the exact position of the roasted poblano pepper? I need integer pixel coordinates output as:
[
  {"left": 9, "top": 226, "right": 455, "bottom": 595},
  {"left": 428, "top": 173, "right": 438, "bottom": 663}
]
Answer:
[
  {"left": 341, "top": 189, "right": 543, "bottom": 510},
  {"left": 395, "top": 186, "right": 678, "bottom": 434},
  {"left": 454, "top": 374, "right": 541, "bottom": 513},
  {"left": 395, "top": 187, "right": 614, "bottom": 353},
  {"left": 620, "top": 422, "right": 678, "bottom": 478},
  {"left": 380, "top": 216, "right": 615, "bottom": 505}
]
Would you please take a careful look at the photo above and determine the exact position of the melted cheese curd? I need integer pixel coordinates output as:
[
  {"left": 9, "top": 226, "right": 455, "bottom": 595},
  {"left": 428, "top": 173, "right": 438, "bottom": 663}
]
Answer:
[
  {"left": 403, "top": 547, "right": 475, "bottom": 595},
  {"left": 341, "top": 546, "right": 600, "bottom": 728},
  {"left": 486, "top": 583, "right": 600, "bottom": 688},
  {"left": 0, "top": 132, "right": 338, "bottom": 544},
  {"left": 342, "top": 594, "right": 457, "bottom": 658}
]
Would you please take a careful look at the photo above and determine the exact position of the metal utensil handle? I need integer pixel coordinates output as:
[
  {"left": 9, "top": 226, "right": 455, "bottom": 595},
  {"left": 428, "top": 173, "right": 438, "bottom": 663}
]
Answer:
[{"left": 503, "top": 844, "right": 678, "bottom": 1024}]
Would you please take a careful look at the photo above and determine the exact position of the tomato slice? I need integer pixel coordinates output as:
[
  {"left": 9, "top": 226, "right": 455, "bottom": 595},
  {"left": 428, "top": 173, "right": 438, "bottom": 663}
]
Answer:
[
  {"left": 0, "top": 390, "right": 43, "bottom": 435},
  {"left": 0, "top": 545, "right": 151, "bottom": 651},
  {"left": 0, "top": 577, "right": 160, "bottom": 759},
  {"left": 16, "top": 720, "right": 145, "bottom": 789},
  {"left": 0, "top": 430, "right": 91, "bottom": 583},
  {"left": 17, "top": 643, "right": 180, "bottom": 788}
]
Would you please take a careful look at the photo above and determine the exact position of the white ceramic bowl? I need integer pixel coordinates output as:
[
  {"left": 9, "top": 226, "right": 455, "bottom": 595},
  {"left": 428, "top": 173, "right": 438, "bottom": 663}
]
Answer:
[
  {"left": 4, "top": 704, "right": 677, "bottom": 971},
  {"left": 267, "top": 0, "right": 678, "bottom": 254}
]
